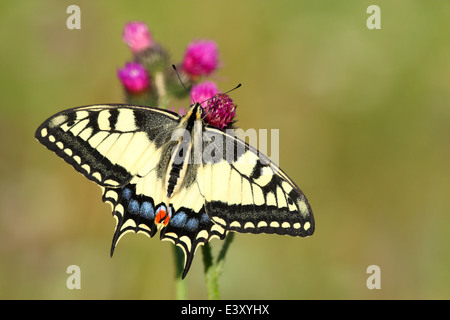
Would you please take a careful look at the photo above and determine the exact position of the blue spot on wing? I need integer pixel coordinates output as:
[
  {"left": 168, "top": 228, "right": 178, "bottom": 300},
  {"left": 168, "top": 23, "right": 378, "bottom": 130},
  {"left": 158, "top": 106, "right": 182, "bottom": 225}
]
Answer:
[
  {"left": 140, "top": 201, "right": 154, "bottom": 219},
  {"left": 122, "top": 188, "right": 132, "bottom": 201},
  {"left": 171, "top": 211, "right": 187, "bottom": 227},
  {"left": 186, "top": 218, "right": 199, "bottom": 231},
  {"left": 128, "top": 199, "right": 140, "bottom": 215},
  {"left": 200, "top": 212, "right": 210, "bottom": 225}
]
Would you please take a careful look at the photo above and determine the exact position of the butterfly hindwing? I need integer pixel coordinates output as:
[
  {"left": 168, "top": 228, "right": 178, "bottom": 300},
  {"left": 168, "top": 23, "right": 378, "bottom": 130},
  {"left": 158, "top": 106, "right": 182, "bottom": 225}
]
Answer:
[
  {"left": 102, "top": 184, "right": 157, "bottom": 253},
  {"left": 161, "top": 208, "right": 227, "bottom": 278},
  {"left": 103, "top": 166, "right": 227, "bottom": 278}
]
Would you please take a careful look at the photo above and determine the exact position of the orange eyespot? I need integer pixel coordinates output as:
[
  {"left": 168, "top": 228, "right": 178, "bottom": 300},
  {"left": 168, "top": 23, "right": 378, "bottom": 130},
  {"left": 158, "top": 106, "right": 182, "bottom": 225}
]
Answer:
[{"left": 155, "top": 207, "right": 170, "bottom": 226}]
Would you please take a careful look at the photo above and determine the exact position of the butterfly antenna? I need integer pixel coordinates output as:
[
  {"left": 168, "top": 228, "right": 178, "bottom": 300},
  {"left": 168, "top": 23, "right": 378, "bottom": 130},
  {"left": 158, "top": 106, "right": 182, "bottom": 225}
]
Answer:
[
  {"left": 172, "top": 64, "right": 196, "bottom": 104},
  {"left": 200, "top": 83, "right": 242, "bottom": 120},
  {"left": 202, "top": 98, "right": 219, "bottom": 120}
]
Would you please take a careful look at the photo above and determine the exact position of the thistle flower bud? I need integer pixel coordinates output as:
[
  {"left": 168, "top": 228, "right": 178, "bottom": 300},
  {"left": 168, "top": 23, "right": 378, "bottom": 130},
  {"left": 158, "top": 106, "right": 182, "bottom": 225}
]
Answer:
[
  {"left": 117, "top": 62, "right": 150, "bottom": 93},
  {"left": 122, "top": 21, "right": 154, "bottom": 53},
  {"left": 182, "top": 40, "right": 219, "bottom": 78},
  {"left": 134, "top": 42, "right": 170, "bottom": 73},
  {"left": 165, "top": 64, "right": 192, "bottom": 98},
  {"left": 190, "top": 81, "right": 218, "bottom": 108}
]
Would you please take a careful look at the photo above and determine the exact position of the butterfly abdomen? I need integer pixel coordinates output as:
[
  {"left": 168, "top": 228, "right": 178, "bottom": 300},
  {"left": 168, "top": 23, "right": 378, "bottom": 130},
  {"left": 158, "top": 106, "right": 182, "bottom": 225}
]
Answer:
[
  {"left": 166, "top": 135, "right": 192, "bottom": 198},
  {"left": 166, "top": 162, "right": 183, "bottom": 197}
]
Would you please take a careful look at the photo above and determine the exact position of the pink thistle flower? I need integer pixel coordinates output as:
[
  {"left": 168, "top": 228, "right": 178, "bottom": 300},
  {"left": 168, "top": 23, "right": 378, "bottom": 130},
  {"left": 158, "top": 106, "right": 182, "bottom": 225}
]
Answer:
[
  {"left": 190, "top": 81, "right": 218, "bottom": 108},
  {"left": 182, "top": 40, "right": 219, "bottom": 77},
  {"left": 204, "top": 93, "right": 237, "bottom": 129},
  {"left": 168, "top": 106, "right": 187, "bottom": 116},
  {"left": 122, "top": 22, "right": 154, "bottom": 53},
  {"left": 178, "top": 106, "right": 187, "bottom": 116},
  {"left": 117, "top": 62, "right": 150, "bottom": 93}
]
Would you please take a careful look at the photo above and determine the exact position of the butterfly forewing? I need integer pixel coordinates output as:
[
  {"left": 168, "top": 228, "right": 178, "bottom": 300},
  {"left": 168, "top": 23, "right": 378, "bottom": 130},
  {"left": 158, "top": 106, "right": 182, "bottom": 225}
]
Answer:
[
  {"left": 200, "top": 127, "right": 314, "bottom": 237},
  {"left": 35, "top": 105, "right": 180, "bottom": 187}
]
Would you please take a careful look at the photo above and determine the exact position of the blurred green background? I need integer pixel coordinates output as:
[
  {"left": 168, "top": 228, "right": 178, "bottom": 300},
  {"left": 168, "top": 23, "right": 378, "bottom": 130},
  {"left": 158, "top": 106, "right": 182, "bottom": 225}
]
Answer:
[{"left": 1, "top": 0, "right": 449, "bottom": 299}]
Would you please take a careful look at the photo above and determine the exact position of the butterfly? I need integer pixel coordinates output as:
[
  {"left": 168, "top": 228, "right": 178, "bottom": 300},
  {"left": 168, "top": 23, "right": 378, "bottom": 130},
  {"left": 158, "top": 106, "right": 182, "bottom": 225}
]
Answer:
[{"left": 35, "top": 102, "right": 314, "bottom": 278}]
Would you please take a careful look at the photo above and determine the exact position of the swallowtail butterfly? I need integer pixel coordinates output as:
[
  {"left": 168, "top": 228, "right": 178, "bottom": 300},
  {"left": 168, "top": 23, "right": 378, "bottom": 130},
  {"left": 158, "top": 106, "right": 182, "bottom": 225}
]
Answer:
[{"left": 35, "top": 102, "right": 314, "bottom": 278}]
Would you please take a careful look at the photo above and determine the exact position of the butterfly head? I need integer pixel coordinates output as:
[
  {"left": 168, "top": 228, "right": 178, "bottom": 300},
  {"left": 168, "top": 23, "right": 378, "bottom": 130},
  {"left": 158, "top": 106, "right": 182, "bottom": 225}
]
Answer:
[
  {"left": 194, "top": 102, "right": 205, "bottom": 120},
  {"left": 183, "top": 102, "right": 204, "bottom": 122}
]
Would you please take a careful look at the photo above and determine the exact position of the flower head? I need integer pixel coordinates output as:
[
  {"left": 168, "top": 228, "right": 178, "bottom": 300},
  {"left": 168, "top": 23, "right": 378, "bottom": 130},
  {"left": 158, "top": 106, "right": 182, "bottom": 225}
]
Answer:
[
  {"left": 122, "top": 22, "right": 154, "bottom": 53},
  {"left": 204, "top": 93, "right": 236, "bottom": 129},
  {"left": 190, "top": 81, "right": 218, "bottom": 108},
  {"left": 117, "top": 62, "right": 150, "bottom": 93},
  {"left": 182, "top": 40, "right": 219, "bottom": 77}
]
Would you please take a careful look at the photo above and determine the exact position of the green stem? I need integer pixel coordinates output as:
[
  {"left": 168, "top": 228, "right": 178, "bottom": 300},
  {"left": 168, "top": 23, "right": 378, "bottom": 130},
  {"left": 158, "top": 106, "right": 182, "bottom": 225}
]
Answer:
[
  {"left": 202, "top": 232, "right": 235, "bottom": 300},
  {"left": 154, "top": 71, "right": 169, "bottom": 108},
  {"left": 202, "top": 243, "right": 220, "bottom": 300},
  {"left": 173, "top": 246, "right": 188, "bottom": 300},
  {"left": 216, "top": 232, "right": 234, "bottom": 272}
]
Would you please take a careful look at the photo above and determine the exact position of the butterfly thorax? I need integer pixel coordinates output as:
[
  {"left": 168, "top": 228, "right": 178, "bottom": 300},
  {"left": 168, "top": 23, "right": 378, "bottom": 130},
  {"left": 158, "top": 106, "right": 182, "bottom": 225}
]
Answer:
[{"left": 160, "top": 103, "right": 204, "bottom": 228}]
